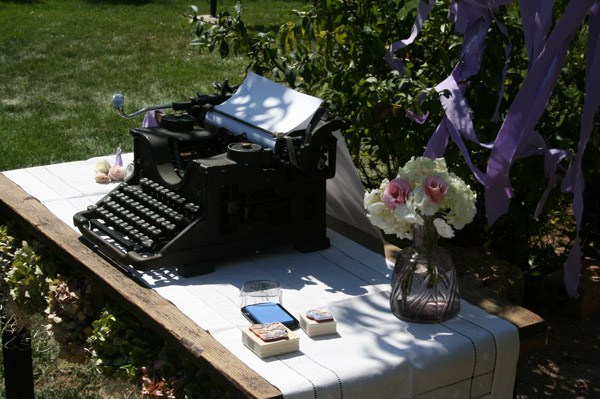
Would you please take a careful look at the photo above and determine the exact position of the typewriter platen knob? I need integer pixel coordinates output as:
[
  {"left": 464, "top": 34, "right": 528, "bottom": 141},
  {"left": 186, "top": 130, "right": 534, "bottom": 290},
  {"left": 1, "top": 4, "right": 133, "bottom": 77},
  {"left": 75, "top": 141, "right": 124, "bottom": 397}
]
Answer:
[{"left": 226, "top": 142, "right": 271, "bottom": 166}]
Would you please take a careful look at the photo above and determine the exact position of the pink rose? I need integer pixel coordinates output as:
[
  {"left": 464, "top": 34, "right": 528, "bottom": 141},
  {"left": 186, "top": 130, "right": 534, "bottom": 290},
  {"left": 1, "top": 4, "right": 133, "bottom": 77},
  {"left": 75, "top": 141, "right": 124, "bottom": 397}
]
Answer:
[
  {"left": 423, "top": 176, "right": 448, "bottom": 204},
  {"left": 108, "top": 165, "right": 126, "bottom": 182},
  {"left": 383, "top": 178, "right": 412, "bottom": 209}
]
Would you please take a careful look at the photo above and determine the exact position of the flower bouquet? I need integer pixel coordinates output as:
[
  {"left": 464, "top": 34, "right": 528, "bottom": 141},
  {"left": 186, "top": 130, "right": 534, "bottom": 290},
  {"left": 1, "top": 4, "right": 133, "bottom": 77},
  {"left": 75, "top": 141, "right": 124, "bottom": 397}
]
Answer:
[{"left": 364, "top": 156, "right": 476, "bottom": 322}]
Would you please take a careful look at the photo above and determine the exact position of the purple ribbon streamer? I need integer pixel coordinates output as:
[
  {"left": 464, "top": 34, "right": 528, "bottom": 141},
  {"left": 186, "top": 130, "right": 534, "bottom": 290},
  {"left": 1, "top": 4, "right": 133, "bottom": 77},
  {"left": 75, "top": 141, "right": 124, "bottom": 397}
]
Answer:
[
  {"left": 452, "top": 13, "right": 491, "bottom": 81},
  {"left": 436, "top": 75, "right": 487, "bottom": 146},
  {"left": 142, "top": 110, "right": 162, "bottom": 128},
  {"left": 424, "top": 116, "right": 488, "bottom": 184},
  {"left": 425, "top": 3, "right": 498, "bottom": 183},
  {"left": 560, "top": 2, "right": 600, "bottom": 296},
  {"left": 385, "top": 0, "right": 437, "bottom": 73},
  {"left": 489, "top": 10, "right": 512, "bottom": 122},
  {"left": 392, "top": 0, "right": 598, "bottom": 296},
  {"left": 519, "top": 0, "right": 555, "bottom": 68},
  {"left": 114, "top": 145, "right": 123, "bottom": 167},
  {"left": 426, "top": 75, "right": 491, "bottom": 185},
  {"left": 534, "top": 147, "right": 571, "bottom": 219},
  {"left": 485, "top": 0, "right": 595, "bottom": 227}
]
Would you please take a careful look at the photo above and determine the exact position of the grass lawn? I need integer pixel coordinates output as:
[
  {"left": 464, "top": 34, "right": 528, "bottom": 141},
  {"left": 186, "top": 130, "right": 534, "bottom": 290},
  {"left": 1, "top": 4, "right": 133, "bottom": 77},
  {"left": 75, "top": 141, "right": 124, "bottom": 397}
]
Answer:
[
  {"left": 0, "top": 1, "right": 305, "bottom": 397},
  {"left": 0, "top": 0, "right": 306, "bottom": 171}
]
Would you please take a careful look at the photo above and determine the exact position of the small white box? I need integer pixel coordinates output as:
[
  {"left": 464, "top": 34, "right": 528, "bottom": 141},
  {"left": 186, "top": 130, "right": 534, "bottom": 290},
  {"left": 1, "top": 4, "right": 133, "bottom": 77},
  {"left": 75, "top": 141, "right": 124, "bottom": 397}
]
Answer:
[
  {"left": 299, "top": 313, "right": 337, "bottom": 337},
  {"left": 242, "top": 326, "right": 300, "bottom": 358}
]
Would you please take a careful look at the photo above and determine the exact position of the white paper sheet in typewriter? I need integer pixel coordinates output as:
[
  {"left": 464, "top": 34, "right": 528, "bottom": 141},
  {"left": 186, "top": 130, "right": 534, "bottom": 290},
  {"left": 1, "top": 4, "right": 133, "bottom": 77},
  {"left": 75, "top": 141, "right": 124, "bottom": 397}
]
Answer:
[
  {"left": 3, "top": 155, "right": 519, "bottom": 399},
  {"left": 204, "top": 71, "right": 323, "bottom": 149}
]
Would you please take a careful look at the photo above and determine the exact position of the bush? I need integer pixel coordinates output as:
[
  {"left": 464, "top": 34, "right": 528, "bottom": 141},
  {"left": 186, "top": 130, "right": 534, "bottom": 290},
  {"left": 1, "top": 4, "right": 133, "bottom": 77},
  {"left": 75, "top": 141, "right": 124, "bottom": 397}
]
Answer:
[
  {"left": 0, "top": 223, "right": 220, "bottom": 397},
  {"left": 1, "top": 223, "right": 57, "bottom": 318},
  {"left": 189, "top": 0, "right": 437, "bottom": 185},
  {"left": 188, "top": 0, "right": 600, "bottom": 274}
]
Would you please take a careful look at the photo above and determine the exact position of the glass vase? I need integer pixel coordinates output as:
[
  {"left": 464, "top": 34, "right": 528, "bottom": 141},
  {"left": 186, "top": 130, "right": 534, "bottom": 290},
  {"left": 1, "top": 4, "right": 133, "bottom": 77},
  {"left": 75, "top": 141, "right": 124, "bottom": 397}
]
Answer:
[{"left": 390, "top": 218, "right": 460, "bottom": 323}]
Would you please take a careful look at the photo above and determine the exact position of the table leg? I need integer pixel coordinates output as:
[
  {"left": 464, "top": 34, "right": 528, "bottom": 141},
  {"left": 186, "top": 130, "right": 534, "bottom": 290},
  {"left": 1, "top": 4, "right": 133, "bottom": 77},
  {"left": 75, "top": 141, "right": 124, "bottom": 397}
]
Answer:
[{"left": 1, "top": 315, "right": 35, "bottom": 399}]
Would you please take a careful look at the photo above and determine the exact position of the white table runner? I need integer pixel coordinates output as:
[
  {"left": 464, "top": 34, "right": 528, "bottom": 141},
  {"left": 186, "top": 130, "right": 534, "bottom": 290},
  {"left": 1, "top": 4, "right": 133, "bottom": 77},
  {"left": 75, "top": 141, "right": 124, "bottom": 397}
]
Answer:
[{"left": 3, "top": 155, "right": 519, "bottom": 399}]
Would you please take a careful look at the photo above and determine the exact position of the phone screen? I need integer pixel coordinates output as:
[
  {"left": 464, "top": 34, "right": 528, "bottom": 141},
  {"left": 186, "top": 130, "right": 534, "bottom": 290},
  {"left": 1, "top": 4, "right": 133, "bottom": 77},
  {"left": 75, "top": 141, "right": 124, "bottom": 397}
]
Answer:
[{"left": 242, "top": 302, "right": 299, "bottom": 329}]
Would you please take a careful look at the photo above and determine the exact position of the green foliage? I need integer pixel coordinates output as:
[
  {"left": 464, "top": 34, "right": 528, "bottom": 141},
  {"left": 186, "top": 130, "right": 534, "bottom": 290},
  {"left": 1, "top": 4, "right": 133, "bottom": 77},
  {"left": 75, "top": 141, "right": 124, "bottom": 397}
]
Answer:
[
  {"left": 188, "top": 0, "right": 443, "bottom": 186},
  {"left": 0, "top": 224, "right": 16, "bottom": 273},
  {"left": 45, "top": 275, "right": 98, "bottom": 363},
  {"left": 189, "top": 0, "right": 600, "bottom": 272},
  {"left": 1, "top": 220, "right": 222, "bottom": 396},
  {"left": 87, "top": 304, "right": 229, "bottom": 398},
  {"left": 7, "top": 313, "right": 139, "bottom": 399},
  {"left": 1, "top": 232, "right": 57, "bottom": 316},
  {"left": 87, "top": 305, "right": 164, "bottom": 379}
]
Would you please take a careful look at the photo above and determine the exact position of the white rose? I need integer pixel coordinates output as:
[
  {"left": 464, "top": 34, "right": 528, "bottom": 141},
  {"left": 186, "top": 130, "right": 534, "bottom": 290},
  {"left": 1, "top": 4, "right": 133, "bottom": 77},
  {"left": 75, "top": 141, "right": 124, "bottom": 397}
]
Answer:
[{"left": 95, "top": 159, "right": 111, "bottom": 174}]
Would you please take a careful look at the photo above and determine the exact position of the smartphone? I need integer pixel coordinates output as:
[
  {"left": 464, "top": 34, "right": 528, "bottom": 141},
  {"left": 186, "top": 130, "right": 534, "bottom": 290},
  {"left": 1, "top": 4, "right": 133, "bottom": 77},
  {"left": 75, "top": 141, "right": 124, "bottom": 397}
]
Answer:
[{"left": 241, "top": 302, "right": 299, "bottom": 330}]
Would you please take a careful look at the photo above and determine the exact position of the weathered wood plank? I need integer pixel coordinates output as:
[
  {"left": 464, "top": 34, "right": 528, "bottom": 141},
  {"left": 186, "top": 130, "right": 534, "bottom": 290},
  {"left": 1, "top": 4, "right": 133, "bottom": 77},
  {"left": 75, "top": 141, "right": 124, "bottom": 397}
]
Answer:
[{"left": 0, "top": 174, "right": 282, "bottom": 399}]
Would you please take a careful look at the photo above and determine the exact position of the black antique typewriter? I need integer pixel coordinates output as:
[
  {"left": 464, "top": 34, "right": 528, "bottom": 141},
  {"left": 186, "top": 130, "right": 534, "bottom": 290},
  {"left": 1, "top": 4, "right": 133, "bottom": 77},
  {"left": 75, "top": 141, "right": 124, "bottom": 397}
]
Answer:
[{"left": 73, "top": 73, "right": 343, "bottom": 277}]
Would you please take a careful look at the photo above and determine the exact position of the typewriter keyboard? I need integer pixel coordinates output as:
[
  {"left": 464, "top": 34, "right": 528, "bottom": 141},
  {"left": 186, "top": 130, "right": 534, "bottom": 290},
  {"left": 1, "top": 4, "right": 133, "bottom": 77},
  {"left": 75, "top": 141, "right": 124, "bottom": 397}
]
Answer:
[{"left": 85, "top": 177, "right": 201, "bottom": 253}]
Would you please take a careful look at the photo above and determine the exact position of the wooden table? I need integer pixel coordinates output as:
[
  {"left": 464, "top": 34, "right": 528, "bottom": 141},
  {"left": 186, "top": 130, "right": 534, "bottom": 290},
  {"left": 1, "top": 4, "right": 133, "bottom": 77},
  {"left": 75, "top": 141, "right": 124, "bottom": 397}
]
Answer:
[{"left": 0, "top": 173, "right": 547, "bottom": 399}]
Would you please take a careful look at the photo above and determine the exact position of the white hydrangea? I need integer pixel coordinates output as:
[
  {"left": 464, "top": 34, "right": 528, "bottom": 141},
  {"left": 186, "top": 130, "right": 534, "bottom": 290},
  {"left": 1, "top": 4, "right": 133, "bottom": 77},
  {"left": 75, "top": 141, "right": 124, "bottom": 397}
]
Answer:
[
  {"left": 433, "top": 217, "right": 454, "bottom": 238},
  {"left": 366, "top": 202, "right": 393, "bottom": 229},
  {"left": 364, "top": 156, "right": 477, "bottom": 240}
]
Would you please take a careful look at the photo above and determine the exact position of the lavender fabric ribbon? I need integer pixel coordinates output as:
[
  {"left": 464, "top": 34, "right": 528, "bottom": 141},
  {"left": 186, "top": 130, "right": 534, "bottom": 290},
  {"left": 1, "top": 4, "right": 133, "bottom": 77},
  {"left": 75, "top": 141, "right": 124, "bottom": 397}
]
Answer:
[
  {"left": 385, "top": 0, "right": 437, "bottom": 73},
  {"left": 560, "top": 2, "right": 600, "bottom": 296},
  {"left": 487, "top": 0, "right": 596, "bottom": 296},
  {"left": 114, "top": 145, "right": 123, "bottom": 167},
  {"left": 425, "top": 1, "right": 503, "bottom": 182},
  {"left": 486, "top": 0, "right": 594, "bottom": 223},
  {"left": 520, "top": 0, "right": 555, "bottom": 69},
  {"left": 424, "top": 76, "right": 489, "bottom": 185},
  {"left": 142, "top": 110, "right": 162, "bottom": 128},
  {"left": 390, "top": 0, "right": 600, "bottom": 296}
]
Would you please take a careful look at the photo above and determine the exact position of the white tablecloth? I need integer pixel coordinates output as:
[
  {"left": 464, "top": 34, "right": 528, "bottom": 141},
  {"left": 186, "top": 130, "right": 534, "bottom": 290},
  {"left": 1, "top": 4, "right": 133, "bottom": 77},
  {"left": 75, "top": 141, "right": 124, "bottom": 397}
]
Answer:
[{"left": 3, "top": 155, "right": 519, "bottom": 399}]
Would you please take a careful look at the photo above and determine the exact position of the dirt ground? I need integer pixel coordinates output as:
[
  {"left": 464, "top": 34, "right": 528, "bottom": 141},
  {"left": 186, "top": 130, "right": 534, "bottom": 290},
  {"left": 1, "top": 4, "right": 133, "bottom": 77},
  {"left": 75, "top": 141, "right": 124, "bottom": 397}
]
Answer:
[
  {"left": 448, "top": 244, "right": 600, "bottom": 398},
  {"left": 515, "top": 308, "right": 600, "bottom": 398},
  {"left": 514, "top": 278, "right": 600, "bottom": 398}
]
